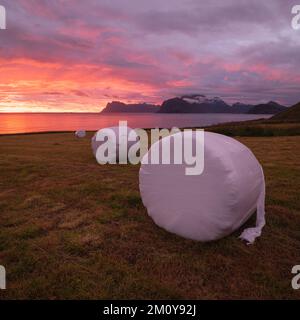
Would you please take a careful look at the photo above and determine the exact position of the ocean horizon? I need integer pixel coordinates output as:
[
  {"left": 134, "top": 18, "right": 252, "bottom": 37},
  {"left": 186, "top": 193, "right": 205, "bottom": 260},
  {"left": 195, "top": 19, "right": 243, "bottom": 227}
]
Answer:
[{"left": 0, "top": 112, "right": 272, "bottom": 135}]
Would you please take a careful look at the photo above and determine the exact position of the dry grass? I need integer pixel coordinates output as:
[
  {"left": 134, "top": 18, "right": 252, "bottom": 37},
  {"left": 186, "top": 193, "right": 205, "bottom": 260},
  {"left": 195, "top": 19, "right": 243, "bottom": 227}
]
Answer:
[
  {"left": 206, "top": 121, "right": 300, "bottom": 136},
  {"left": 0, "top": 132, "right": 299, "bottom": 299}
]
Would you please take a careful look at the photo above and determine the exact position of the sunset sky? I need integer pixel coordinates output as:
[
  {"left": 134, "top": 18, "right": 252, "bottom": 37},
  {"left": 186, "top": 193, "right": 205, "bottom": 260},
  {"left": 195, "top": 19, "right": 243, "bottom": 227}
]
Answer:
[{"left": 0, "top": 0, "right": 300, "bottom": 112}]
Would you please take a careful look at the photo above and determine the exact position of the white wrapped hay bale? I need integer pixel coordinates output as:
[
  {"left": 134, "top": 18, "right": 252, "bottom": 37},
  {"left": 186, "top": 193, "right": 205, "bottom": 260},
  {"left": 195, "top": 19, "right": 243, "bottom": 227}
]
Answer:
[
  {"left": 75, "top": 130, "right": 86, "bottom": 138},
  {"left": 91, "top": 126, "right": 139, "bottom": 164},
  {"left": 139, "top": 131, "right": 266, "bottom": 244}
]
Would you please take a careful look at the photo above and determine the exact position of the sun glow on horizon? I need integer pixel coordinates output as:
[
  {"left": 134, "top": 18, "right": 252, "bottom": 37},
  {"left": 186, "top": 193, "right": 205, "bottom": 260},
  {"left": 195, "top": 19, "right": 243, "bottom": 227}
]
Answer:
[{"left": 0, "top": 1, "right": 299, "bottom": 112}]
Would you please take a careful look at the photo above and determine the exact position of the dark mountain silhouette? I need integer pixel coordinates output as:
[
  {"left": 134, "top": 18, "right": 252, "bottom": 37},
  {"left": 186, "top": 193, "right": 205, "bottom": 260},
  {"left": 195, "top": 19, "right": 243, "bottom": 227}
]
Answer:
[
  {"left": 271, "top": 102, "right": 300, "bottom": 121},
  {"left": 158, "top": 95, "right": 230, "bottom": 113},
  {"left": 101, "top": 96, "right": 288, "bottom": 115},
  {"left": 101, "top": 101, "right": 159, "bottom": 113},
  {"left": 247, "top": 101, "right": 286, "bottom": 114},
  {"left": 159, "top": 95, "right": 286, "bottom": 114},
  {"left": 230, "top": 102, "right": 253, "bottom": 113}
]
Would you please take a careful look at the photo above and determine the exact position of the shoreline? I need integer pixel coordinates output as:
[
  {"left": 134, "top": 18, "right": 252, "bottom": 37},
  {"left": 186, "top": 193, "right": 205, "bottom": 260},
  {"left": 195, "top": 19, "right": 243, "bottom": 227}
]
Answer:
[
  {"left": 1, "top": 118, "right": 299, "bottom": 137},
  {"left": 0, "top": 113, "right": 272, "bottom": 136}
]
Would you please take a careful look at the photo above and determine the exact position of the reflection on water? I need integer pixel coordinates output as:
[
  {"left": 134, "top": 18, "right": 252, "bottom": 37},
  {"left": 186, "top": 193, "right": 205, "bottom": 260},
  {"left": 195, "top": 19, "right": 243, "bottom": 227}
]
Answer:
[{"left": 0, "top": 113, "right": 272, "bottom": 134}]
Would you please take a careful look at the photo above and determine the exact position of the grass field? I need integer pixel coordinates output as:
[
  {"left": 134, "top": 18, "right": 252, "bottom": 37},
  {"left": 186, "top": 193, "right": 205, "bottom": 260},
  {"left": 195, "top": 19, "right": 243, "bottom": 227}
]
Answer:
[
  {"left": 0, "top": 131, "right": 300, "bottom": 299},
  {"left": 206, "top": 120, "right": 300, "bottom": 137}
]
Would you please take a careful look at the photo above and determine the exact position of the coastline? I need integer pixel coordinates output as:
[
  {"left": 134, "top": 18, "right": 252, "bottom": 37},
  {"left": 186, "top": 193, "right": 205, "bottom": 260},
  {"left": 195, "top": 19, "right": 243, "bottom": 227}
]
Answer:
[
  {"left": 1, "top": 118, "right": 299, "bottom": 137},
  {"left": 0, "top": 113, "right": 273, "bottom": 136}
]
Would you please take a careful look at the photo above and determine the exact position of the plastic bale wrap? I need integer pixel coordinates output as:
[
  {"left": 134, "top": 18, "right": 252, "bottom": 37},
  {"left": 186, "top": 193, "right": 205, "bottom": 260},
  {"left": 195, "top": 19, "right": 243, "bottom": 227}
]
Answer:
[{"left": 139, "top": 131, "right": 265, "bottom": 244}]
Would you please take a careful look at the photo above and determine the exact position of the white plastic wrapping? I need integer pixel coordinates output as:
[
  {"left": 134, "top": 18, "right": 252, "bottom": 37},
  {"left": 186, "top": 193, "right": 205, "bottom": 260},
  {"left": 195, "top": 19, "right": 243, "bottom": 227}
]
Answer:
[
  {"left": 139, "top": 131, "right": 266, "bottom": 243},
  {"left": 75, "top": 130, "right": 86, "bottom": 138},
  {"left": 91, "top": 126, "right": 139, "bottom": 163}
]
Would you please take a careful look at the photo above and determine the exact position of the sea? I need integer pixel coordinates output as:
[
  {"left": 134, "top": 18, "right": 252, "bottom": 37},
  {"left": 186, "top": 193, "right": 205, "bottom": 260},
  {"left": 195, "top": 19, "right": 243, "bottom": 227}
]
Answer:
[{"left": 0, "top": 113, "right": 272, "bottom": 134}]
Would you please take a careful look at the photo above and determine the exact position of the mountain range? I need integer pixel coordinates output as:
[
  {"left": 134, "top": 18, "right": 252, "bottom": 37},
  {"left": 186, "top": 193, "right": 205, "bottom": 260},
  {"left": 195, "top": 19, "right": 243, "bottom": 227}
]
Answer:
[
  {"left": 101, "top": 95, "right": 287, "bottom": 114},
  {"left": 101, "top": 101, "right": 159, "bottom": 113}
]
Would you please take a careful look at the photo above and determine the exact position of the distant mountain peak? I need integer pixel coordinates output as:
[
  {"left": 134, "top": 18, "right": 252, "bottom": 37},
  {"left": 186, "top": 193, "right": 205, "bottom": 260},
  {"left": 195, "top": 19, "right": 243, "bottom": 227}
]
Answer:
[
  {"left": 101, "top": 96, "right": 288, "bottom": 115},
  {"left": 232, "top": 102, "right": 248, "bottom": 106},
  {"left": 247, "top": 101, "right": 286, "bottom": 114},
  {"left": 158, "top": 94, "right": 230, "bottom": 113},
  {"left": 181, "top": 94, "right": 206, "bottom": 99},
  {"left": 268, "top": 101, "right": 281, "bottom": 106},
  {"left": 101, "top": 101, "right": 159, "bottom": 113},
  {"left": 179, "top": 94, "right": 226, "bottom": 106},
  {"left": 158, "top": 94, "right": 287, "bottom": 114}
]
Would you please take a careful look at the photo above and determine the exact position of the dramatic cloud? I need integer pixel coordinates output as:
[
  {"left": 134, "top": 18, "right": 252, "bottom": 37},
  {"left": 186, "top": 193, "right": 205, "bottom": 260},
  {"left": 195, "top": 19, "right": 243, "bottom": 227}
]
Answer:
[{"left": 0, "top": 0, "right": 299, "bottom": 112}]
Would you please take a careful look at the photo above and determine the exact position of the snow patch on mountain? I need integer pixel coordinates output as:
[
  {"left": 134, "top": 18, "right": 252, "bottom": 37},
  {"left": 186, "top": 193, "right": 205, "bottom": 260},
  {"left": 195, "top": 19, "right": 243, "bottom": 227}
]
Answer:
[{"left": 181, "top": 95, "right": 224, "bottom": 105}]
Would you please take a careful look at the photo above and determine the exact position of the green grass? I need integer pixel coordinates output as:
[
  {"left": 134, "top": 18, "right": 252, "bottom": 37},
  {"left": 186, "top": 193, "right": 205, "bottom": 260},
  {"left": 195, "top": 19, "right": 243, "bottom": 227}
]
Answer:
[
  {"left": 0, "top": 132, "right": 299, "bottom": 299},
  {"left": 206, "top": 121, "right": 300, "bottom": 137}
]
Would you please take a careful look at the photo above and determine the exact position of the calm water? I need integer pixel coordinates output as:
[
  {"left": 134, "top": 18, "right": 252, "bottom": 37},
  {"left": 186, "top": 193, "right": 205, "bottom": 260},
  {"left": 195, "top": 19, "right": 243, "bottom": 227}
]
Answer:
[{"left": 0, "top": 113, "right": 272, "bottom": 134}]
